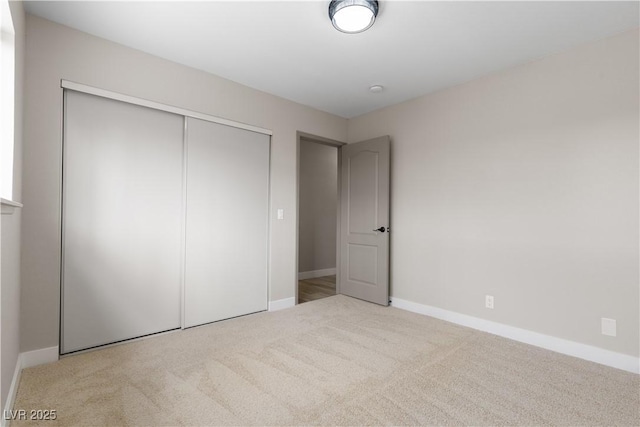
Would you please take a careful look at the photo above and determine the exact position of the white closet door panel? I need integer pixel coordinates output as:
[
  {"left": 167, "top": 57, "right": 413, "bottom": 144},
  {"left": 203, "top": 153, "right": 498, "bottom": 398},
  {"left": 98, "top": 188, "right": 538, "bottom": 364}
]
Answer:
[
  {"left": 185, "top": 117, "right": 269, "bottom": 328},
  {"left": 62, "top": 91, "right": 183, "bottom": 354}
]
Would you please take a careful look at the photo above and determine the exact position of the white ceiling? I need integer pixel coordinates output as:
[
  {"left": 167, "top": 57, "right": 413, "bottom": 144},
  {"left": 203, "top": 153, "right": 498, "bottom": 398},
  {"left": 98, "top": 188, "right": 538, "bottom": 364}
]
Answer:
[{"left": 24, "top": 1, "right": 639, "bottom": 118}]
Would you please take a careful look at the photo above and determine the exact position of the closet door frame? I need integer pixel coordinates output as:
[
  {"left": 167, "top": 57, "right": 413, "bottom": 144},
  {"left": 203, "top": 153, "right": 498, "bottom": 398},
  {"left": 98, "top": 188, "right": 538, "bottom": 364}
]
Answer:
[
  {"left": 60, "top": 80, "right": 272, "bottom": 353},
  {"left": 61, "top": 80, "right": 273, "bottom": 136}
]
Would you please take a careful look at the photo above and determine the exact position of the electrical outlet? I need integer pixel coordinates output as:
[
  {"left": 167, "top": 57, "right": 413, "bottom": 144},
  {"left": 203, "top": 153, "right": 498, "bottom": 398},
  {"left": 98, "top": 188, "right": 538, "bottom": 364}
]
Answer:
[
  {"left": 485, "top": 295, "right": 494, "bottom": 309},
  {"left": 601, "top": 318, "right": 616, "bottom": 337},
  {"left": 277, "top": 209, "right": 284, "bottom": 220}
]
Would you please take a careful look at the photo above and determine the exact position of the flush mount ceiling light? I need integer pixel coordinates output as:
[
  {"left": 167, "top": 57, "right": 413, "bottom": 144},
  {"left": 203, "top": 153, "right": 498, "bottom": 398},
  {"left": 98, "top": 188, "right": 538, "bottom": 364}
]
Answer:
[{"left": 329, "top": 0, "right": 379, "bottom": 34}]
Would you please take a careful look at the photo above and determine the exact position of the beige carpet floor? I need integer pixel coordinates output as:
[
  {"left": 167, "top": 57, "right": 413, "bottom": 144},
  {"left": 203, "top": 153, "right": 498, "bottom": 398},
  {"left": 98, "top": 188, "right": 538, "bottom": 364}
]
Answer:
[{"left": 12, "top": 295, "right": 640, "bottom": 426}]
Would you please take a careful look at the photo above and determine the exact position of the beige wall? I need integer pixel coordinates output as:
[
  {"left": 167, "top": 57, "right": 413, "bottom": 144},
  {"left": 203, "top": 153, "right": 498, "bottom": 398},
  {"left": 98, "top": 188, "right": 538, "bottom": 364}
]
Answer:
[
  {"left": 1, "top": 0, "right": 24, "bottom": 408},
  {"left": 21, "top": 15, "right": 347, "bottom": 352},
  {"left": 348, "top": 29, "right": 639, "bottom": 357},
  {"left": 298, "top": 140, "right": 338, "bottom": 273}
]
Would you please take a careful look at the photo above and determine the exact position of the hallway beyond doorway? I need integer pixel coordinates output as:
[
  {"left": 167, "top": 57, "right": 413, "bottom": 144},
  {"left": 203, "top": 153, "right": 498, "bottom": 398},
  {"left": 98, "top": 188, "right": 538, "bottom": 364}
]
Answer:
[{"left": 298, "top": 275, "right": 336, "bottom": 304}]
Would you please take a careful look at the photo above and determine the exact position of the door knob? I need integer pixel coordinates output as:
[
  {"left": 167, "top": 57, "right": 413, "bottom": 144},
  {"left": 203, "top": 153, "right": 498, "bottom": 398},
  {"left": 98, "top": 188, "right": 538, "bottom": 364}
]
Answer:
[{"left": 373, "top": 227, "right": 386, "bottom": 232}]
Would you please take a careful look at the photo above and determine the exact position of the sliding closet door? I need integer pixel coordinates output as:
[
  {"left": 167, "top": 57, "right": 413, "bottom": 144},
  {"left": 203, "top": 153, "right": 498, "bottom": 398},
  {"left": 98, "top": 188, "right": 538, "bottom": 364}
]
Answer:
[
  {"left": 184, "top": 118, "right": 269, "bottom": 328},
  {"left": 62, "top": 91, "right": 183, "bottom": 354}
]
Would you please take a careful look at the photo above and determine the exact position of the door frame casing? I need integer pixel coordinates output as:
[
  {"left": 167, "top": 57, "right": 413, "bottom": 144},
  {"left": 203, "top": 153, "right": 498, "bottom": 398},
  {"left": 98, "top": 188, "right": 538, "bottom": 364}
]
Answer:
[{"left": 295, "top": 131, "right": 346, "bottom": 304}]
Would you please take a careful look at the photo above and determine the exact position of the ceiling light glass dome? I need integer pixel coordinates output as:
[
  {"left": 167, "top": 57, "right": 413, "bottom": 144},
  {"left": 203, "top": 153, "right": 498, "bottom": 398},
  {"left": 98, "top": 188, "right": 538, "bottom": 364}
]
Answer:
[{"left": 329, "top": 0, "right": 379, "bottom": 34}]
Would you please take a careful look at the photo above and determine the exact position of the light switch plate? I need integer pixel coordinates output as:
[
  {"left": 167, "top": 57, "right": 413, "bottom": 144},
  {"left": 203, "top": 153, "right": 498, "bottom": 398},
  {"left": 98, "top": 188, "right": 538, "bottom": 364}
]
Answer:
[{"left": 277, "top": 209, "right": 284, "bottom": 220}]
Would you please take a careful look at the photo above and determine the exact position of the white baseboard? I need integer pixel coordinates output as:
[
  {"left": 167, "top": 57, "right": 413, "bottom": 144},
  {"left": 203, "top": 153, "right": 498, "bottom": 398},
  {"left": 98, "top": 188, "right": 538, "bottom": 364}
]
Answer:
[
  {"left": 298, "top": 268, "right": 336, "bottom": 280},
  {"left": 1, "top": 355, "right": 22, "bottom": 427},
  {"left": 20, "top": 346, "right": 58, "bottom": 369},
  {"left": 269, "top": 297, "right": 296, "bottom": 311},
  {"left": 2, "top": 347, "right": 58, "bottom": 426},
  {"left": 391, "top": 297, "right": 639, "bottom": 374}
]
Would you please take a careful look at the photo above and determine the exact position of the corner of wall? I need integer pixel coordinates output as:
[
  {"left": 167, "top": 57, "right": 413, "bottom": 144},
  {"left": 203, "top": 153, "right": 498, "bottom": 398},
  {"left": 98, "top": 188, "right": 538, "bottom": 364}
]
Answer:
[{"left": 1, "top": 0, "right": 26, "bottom": 414}]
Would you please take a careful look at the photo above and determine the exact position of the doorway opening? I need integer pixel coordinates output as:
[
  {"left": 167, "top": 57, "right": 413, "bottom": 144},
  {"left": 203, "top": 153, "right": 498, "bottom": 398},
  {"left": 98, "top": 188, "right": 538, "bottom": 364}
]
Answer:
[{"left": 296, "top": 132, "right": 344, "bottom": 304}]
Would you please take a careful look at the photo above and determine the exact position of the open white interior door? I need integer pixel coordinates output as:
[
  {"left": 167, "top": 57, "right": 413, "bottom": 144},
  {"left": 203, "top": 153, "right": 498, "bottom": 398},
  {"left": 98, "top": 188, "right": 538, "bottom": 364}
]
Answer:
[{"left": 339, "top": 136, "right": 390, "bottom": 306}]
